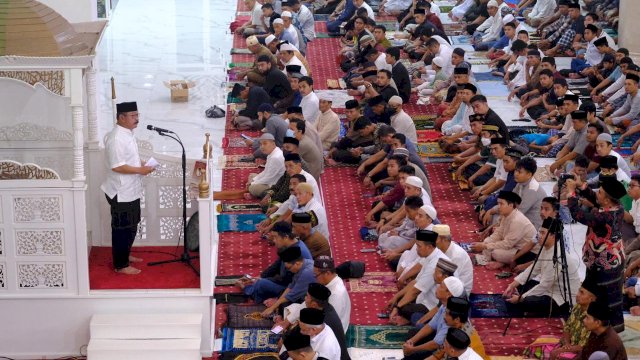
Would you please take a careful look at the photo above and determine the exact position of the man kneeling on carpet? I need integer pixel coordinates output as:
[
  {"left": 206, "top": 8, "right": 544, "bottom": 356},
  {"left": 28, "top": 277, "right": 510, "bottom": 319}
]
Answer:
[
  {"left": 280, "top": 308, "right": 342, "bottom": 360},
  {"left": 470, "top": 191, "right": 537, "bottom": 270},
  {"left": 275, "top": 283, "right": 350, "bottom": 360},
  {"left": 386, "top": 230, "right": 449, "bottom": 326},
  {"left": 501, "top": 217, "right": 581, "bottom": 317},
  {"left": 238, "top": 222, "right": 313, "bottom": 305}
]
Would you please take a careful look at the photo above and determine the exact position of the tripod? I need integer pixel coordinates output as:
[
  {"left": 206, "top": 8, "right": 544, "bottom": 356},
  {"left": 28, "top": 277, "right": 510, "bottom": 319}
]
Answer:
[
  {"left": 147, "top": 128, "right": 200, "bottom": 276},
  {"left": 503, "top": 179, "right": 573, "bottom": 335}
]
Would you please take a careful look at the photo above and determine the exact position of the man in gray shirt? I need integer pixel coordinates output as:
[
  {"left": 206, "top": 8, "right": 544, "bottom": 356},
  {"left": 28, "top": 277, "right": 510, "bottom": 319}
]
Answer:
[
  {"left": 549, "top": 110, "right": 589, "bottom": 173},
  {"left": 513, "top": 156, "right": 547, "bottom": 230}
]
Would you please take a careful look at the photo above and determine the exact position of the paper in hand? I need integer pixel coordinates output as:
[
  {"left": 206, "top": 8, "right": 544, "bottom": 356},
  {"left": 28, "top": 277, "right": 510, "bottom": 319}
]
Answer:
[{"left": 146, "top": 157, "right": 160, "bottom": 168}]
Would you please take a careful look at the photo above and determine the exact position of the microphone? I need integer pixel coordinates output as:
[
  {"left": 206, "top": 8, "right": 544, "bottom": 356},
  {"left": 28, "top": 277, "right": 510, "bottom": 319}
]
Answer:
[{"left": 147, "top": 125, "right": 174, "bottom": 133}]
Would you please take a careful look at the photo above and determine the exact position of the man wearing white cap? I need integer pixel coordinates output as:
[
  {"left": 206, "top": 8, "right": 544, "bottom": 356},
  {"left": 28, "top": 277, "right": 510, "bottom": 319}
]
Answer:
[
  {"left": 238, "top": 36, "right": 278, "bottom": 85},
  {"left": 394, "top": 204, "right": 437, "bottom": 281},
  {"left": 472, "top": 0, "right": 507, "bottom": 51},
  {"left": 279, "top": 43, "right": 308, "bottom": 76},
  {"left": 388, "top": 96, "right": 417, "bottom": 144},
  {"left": 247, "top": 133, "right": 286, "bottom": 198},
  {"left": 235, "top": 0, "right": 267, "bottom": 37},
  {"left": 280, "top": 11, "right": 301, "bottom": 49},
  {"left": 272, "top": 18, "right": 298, "bottom": 46},
  {"left": 405, "top": 175, "right": 433, "bottom": 208},
  {"left": 415, "top": 56, "right": 448, "bottom": 96},
  {"left": 314, "top": 94, "right": 340, "bottom": 151},
  {"left": 433, "top": 224, "right": 474, "bottom": 295}
]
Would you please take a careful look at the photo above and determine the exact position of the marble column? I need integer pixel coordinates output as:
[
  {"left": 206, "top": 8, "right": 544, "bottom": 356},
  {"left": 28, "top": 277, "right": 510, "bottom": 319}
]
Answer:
[{"left": 619, "top": 0, "right": 640, "bottom": 62}]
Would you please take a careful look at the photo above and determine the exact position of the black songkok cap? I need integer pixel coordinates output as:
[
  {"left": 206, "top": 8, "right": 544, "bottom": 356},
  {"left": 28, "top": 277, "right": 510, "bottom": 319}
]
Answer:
[
  {"left": 447, "top": 297, "right": 470, "bottom": 314},
  {"left": 230, "top": 83, "right": 246, "bottom": 98},
  {"left": 627, "top": 73, "right": 640, "bottom": 83},
  {"left": 585, "top": 24, "right": 599, "bottom": 33},
  {"left": 345, "top": 99, "right": 360, "bottom": 109},
  {"left": 464, "top": 83, "right": 477, "bottom": 93},
  {"left": 593, "top": 37, "right": 608, "bottom": 47},
  {"left": 307, "top": 283, "right": 331, "bottom": 301},
  {"left": 416, "top": 229, "right": 438, "bottom": 244},
  {"left": 116, "top": 102, "right": 137, "bottom": 113},
  {"left": 287, "top": 106, "right": 303, "bottom": 114},
  {"left": 490, "top": 137, "right": 507, "bottom": 145},
  {"left": 599, "top": 155, "right": 618, "bottom": 169},
  {"left": 279, "top": 245, "right": 302, "bottom": 263},
  {"left": 446, "top": 328, "right": 471, "bottom": 350},
  {"left": 283, "top": 136, "right": 299, "bottom": 146},
  {"left": 564, "top": 94, "right": 580, "bottom": 102},
  {"left": 581, "top": 277, "right": 601, "bottom": 297},
  {"left": 454, "top": 67, "right": 469, "bottom": 75},
  {"left": 286, "top": 64, "right": 302, "bottom": 73},
  {"left": 587, "top": 301, "right": 611, "bottom": 322},
  {"left": 498, "top": 190, "right": 521, "bottom": 205},
  {"left": 353, "top": 117, "right": 372, "bottom": 131},
  {"left": 283, "top": 331, "right": 311, "bottom": 351},
  {"left": 386, "top": 46, "right": 401, "bottom": 60},
  {"left": 571, "top": 110, "right": 587, "bottom": 120},
  {"left": 292, "top": 212, "right": 312, "bottom": 223},
  {"left": 284, "top": 153, "right": 302, "bottom": 162},
  {"left": 368, "top": 95, "right": 385, "bottom": 106},
  {"left": 568, "top": 2, "right": 580, "bottom": 9},
  {"left": 599, "top": 176, "right": 627, "bottom": 199},
  {"left": 300, "top": 308, "right": 324, "bottom": 325}
]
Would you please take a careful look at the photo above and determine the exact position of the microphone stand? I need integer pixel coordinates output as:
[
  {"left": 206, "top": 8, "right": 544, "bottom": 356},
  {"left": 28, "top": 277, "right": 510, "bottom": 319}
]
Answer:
[{"left": 147, "top": 130, "right": 199, "bottom": 276}]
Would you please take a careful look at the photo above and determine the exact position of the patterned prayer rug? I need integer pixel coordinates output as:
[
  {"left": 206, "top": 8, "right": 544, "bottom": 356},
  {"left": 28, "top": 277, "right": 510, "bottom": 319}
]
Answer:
[
  {"left": 215, "top": 275, "right": 245, "bottom": 286},
  {"left": 315, "top": 89, "right": 354, "bottom": 108},
  {"left": 222, "top": 137, "right": 249, "bottom": 148},
  {"left": 417, "top": 142, "right": 450, "bottom": 158},
  {"left": 416, "top": 130, "right": 442, "bottom": 142},
  {"left": 474, "top": 72, "right": 502, "bottom": 81},
  {"left": 217, "top": 202, "right": 262, "bottom": 213},
  {"left": 217, "top": 213, "right": 267, "bottom": 232},
  {"left": 469, "top": 293, "right": 523, "bottom": 318},
  {"left": 474, "top": 318, "right": 564, "bottom": 356},
  {"left": 451, "top": 35, "right": 471, "bottom": 45},
  {"left": 414, "top": 119, "right": 436, "bottom": 130},
  {"left": 220, "top": 353, "right": 280, "bottom": 360},
  {"left": 217, "top": 155, "right": 260, "bottom": 169},
  {"left": 348, "top": 348, "right": 405, "bottom": 360},
  {"left": 229, "top": 62, "right": 253, "bottom": 68},
  {"left": 231, "top": 48, "right": 253, "bottom": 55},
  {"left": 220, "top": 328, "right": 280, "bottom": 352},
  {"left": 348, "top": 272, "right": 398, "bottom": 293},
  {"left": 227, "top": 304, "right": 274, "bottom": 328},
  {"left": 346, "top": 325, "right": 412, "bottom": 348}
]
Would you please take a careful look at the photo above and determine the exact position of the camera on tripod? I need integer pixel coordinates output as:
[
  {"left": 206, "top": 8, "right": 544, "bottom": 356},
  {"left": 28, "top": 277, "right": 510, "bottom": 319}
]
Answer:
[{"left": 558, "top": 173, "right": 575, "bottom": 183}]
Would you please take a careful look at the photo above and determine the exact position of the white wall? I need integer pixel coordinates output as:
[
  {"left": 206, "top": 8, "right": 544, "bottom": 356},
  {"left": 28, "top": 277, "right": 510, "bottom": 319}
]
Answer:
[
  {"left": 0, "top": 295, "right": 213, "bottom": 359},
  {"left": 39, "top": 0, "right": 98, "bottom": 23}
]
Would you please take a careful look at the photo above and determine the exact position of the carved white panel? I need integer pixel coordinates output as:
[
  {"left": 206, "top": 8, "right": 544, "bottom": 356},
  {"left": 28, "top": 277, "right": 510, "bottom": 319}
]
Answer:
[
  {"left": 13, "top": 196, "right": 62, "bottom": 223},
  {"left": 0, "top": 262, "right": 5, "bottom": 289},
  {"left": 160, "top": 217, "right": 182, "bottom": 241},
  {"left": 17, "top": 262, "right": 66, "bottom": 288},
  {"left": 0, "top": 229, "right": 3, "bottom": 256},
  {"left": 134, "top": 217, "right": 147, "bottom": 242},
  {"left": 0, "top": 123, "right": 72, "bottom": 142},
  {"left": 159, "top": 185, "right": 192, "bottom": 209},
  {"left": 15, "top": 229, "right": 64, "bottom": 256}
]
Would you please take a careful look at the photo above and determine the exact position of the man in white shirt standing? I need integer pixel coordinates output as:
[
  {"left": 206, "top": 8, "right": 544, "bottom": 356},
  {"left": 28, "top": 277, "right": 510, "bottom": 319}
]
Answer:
[
  {"left": 235, "top": 0, "right": 266, "bottom": 37},
  {"left": 101, "top": 102, "right": 155, "bottom": 275},
  {"left": 299, "top": 76, "right": 320, "bottom": 125},
  {"left": 388, "top": 96, "right": 417, "bottom": 144},
  {"left": 247, "top": 133, "right": 285, "bottom": 198},
  {"left": 314, "top": 256, "right": 351, "bottom": 332}
]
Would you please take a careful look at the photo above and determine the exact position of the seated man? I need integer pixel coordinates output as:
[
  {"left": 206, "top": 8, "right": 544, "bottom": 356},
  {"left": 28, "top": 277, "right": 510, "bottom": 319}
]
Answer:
[
  {"left": 247, "top": 133, "right": 285, "bottom": 198},
  {"left": 512, "top": 156, "right": 546, "bottom": 230},
  {"left": 387, "top": 230, "right": 449, "bottom": 324},
  {"left": 502, "top": 218, "right": 581, "bottom": 317},
  {"left": 441, "top": 83, "right": 477, "bottom": 138},
  {"left": 326, "top": 108, "right": 375, "bottom": 165},
  {"left": 470, "top": 191, "right": 537, "bottom": 270},
  {"left": 261, "top": 246, "right": 316, "bottom": 318},
  {"left": 442, "top": 328, "right": 486, "bottom": 360},
  {"left": 259, "top": 174, "right": 307, "bottom": 232},
  {"left": 392, "top": 204, "right": 437, "bottom": 278},
  {"left": 281, "top": 308, "right": 341, "bottom": 360},
  {"left": 313, "top": 256, "right": 351, "bottom": 332},
  {"left": 471, "top": 137, "right": 508, "bottom": 203},
  {"left": 249, "top": 103, "right": 289, "bottom": 158},
  {"left": 315, "top": 94, "right": 341, "bottom": 151},
  {"left": 388, "top": 96, "right": 418, "bottom": 144},
  {"left": 257, "top": 54, "right": 294, "bottom": 112},
  {"left": 230, "top": 83, "right": 271, "bottom": 130},
  {"left": 596, "top": 134, "right": 632, "bottom": 179},
  {"left": 292, "top": 183, "right": 330, "bottom": 240},
  {"left": 434, "top": 224, "right": 474, "bottom": 296},
  {"left": 289, "top": 118, "right": 324, "bottom": 181},
  {"left": 378, "top": 195, "right": 424, "bottom": 251},
  {"left": 402, "top": 277, "right": 466, "bottom": 360},
  {"left": 291, "top": 212, "right": 331, "bottom": 258},
  {"left": 238, "top": 221, "right": 313, "bottom": 303},
  {"left": 236, "top": 36, "right": 278, "bottom": 85},
  {"left": 365, "top": 161, "right": 414, "bottom": 225},
  {"left": 605, "top": 73, "right": 640, "bottom": 132},
  {"left": 278, "top": 283, "right": 350, "bottom": 360},
  {"left": 549, "top": 110, "right": 589, "bottom": 174},
  {"left": 435, "top": 298, "right": 488, "bottom": 360},
  {"left": 580, "top": 302, "right": 627, "bottom": 360}
]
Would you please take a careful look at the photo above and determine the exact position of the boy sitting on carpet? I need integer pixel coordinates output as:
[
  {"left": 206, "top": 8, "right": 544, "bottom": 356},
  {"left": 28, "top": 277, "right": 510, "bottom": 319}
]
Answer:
[
  {"left": 377, "top": 195, "right": 424, "bottom": 251},
  {"left": 391, "top": 204, "right": 437, "bottom": 281}
]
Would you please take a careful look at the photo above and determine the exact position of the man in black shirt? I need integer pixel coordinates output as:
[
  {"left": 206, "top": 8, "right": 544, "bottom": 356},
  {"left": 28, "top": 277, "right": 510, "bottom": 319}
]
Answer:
[
  {"left": 446, "top": 67, "right": 472, "bottom": 103},
  {"left": 386, "top": 47, "right": 411, "bottom": 103},
  {"left": 471, "top": 95, "right": 510, "bottom": 142},
  {"left": 257, "top": 54, "right": 294, "bottom": 112},
  {"left": 230, "top": 83, "right": 271, "bottom": 130}
]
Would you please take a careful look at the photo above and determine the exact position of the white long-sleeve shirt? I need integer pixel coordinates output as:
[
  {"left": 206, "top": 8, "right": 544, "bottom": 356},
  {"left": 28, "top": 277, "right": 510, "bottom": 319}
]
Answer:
[
  {"left": 482, "top": 10, "right": 505, "bottom": 42},
  {"left": 611, "top": 92, "right": 640, "bottom": 125},
  {"left": 602, "top": 73, "right": 626, "bottom": 98},
  {"left": 391, "top": 109, "right": 418, "bottom": 143},
  {"left": 415, "top": 248, "right": 450, "bottom": 309},
  {"left": 437, "top": 45, "right": 454, "bottom": 77},
  {"left": 326, "top": 276, "right": 351, "bottom": 332},
  {"left": 251, "top": 147, "right": 285, "bottom": 186},
  {"left": 300, "top": 91, "right": 320, "bottom": 125},
  {"left": 315, "top": 109, "right": 340, "bottom": 150},
  {"left": 293, "top": 198, "right": 330, "bottom": 240},
  {"left": 514, "top": 246, "right": 581, "bottom": 306},
  {"left": 445, "top": 242, "right": 474, "bottom": 296},
  {"left": 296, "top": 5, "right": 315, "bottom": 41},
  {"left": 529, "top": 0, "right": 556, "bottom": 20}
]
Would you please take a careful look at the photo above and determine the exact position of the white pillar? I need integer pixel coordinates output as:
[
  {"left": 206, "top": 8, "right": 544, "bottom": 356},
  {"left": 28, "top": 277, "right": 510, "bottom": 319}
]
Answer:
[
  {"left": 69, "top": 68, "right": 86, "bottom": 181},
  {"left": 619, "top": 0, "right": 640, "bottom": 63},
  {"left": 86, "top": 67, "right": 99, "bottom": 148}
]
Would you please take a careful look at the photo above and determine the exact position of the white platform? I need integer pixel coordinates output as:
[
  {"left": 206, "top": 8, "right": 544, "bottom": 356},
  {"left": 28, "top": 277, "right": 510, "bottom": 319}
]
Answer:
[
  {"left": 87, "top": 339, "right": 201, "bottom": 360},
  {"left": 90, "top": 313, "right": 202, "bottom": 340}
]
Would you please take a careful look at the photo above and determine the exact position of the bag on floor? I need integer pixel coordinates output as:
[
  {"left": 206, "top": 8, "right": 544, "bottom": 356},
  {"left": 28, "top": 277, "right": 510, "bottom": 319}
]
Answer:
[
  {"left": 336, "top": 261, "right": 365, "bottom": 279},
  {"left": 206, "top": 105, "right": 226, "bottom": 118}
]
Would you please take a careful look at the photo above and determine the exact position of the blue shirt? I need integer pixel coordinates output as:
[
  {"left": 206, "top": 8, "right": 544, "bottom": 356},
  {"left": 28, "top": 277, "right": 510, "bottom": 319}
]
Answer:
[
  {"left": 607, "top": 66, "right": 622, "bottom": 82},
  {"left": 279, "top": 31, "right": 297, "bottom": 45},
  {"left": 427, "top": 305, "right": 450, "bottom": 346},
  {"left": 491, "top": 34, "right": 510, "bottom": 51},
  {"left": 521, "top": 133, "right": 552, "bottom": 146},
  {"left": 286, "top": 259, "right": 317, "bottom": 302}
]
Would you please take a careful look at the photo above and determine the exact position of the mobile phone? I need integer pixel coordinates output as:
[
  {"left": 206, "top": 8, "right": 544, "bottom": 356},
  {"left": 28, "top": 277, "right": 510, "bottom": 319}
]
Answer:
[
  {"left": 377, "top": 312, "right": 390, "bottom": 319},
  {"left": 360, "top": 248, "right": 377, "bottom": 253},
  {"left": 271, "top": 325, "right": 283, "bottom": 334},
  {"left": 240, "top": 133, "right": 253, "bottom": 141}
]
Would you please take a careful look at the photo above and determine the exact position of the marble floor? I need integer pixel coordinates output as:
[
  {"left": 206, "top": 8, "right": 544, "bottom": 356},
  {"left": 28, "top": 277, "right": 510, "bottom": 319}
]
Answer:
[{"left": 96, "top": 0, "right": 236, "bottom": 186}]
